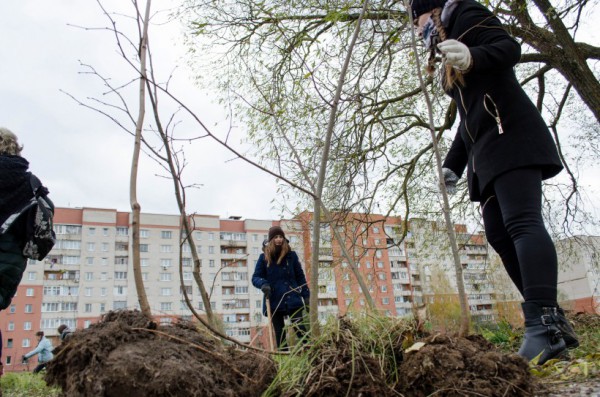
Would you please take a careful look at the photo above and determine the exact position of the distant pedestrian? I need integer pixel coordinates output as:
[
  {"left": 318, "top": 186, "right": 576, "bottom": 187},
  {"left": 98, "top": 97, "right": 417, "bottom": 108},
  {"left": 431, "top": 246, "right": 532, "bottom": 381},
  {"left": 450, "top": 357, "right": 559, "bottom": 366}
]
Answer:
[
  {"left": 22, "top": 331, "right": 53, "bottom": 373},
  {"left": 57, "top": 324, "right": 74, "bottom": 343},
  {"left": 252, "top": 226, "right": 310, "bottom": 349}
]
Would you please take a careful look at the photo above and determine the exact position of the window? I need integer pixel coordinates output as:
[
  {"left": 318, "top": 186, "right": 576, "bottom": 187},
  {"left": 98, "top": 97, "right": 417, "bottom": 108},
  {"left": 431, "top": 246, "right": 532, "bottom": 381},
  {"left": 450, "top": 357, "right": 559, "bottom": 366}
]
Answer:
[
  {"left": 114, "top": 272, "right": 127, "bottom": 280},
  {"left": 235, "top": 286, "right": 248, "bottom": 294},
  {"left": 380, "top": 285, "right": 388, "bottom": 292},
  {"left": 183, "top": 272, "right": 192, "bottom": 280},
  {"left": 22, "top": 339, "right": 31, "bottom": 348},
  {"left": 87, "top": 242, "right": 95, "bottom": 252},
  {"left": 42, "top": 302, "right": 59, "bottom": 312},
  {"left": 161, "top": 231, "right": 172, "bottom": 239},
  {"left": 116, "top": 227, "right": 128, "bottom": 236},
  {"left": 114, "top": 286, "right": 127, "bottom": 296},
  {"left": 140, "top": 244, "right": 149, "bottom": 252},
  {"left": 208, "top": 233, "right": 214, "bottom": 241},
  {"left": 140, "top": 229, "right": 150, "bottom": 238},
  {"left": 89, "top": 227, "right": 96, "bottom": 235},
  {"left": 195, "top": 231, "right": 202, "bottom": 240},
  {"left": 113, "top": 301, "right": 127, "bottom": 310},
  {"left": 160, "top": 259, "right": 172, "bottom": 268},
  {"left": 63, "top": 256, "right": 80, "bottom": 265},
  {"left": 84, "top": 303, "right": 92, "bottom": 313},
  {"left": 24, "top": 304, "right": 33, "bottom": 313},
  {"left": 141, "top": 258, "right": 149, "bottom": 267},
  {"left": 102, "top": 228, "right": 109, "bottom": 236},
  {"left": 84, "top": 320, "right": 92, "bottom": 328},
  {"left": 252, "top": 234, "right": 258, "bottom": 242},
  {"left": 115, "top": 244, "right": 128, "bottom": 252},
  {"left": 100, "top": 303, "right": 106, "bottom": 313},
  {"left": 182, "top": 258, "right": 192, "bottom": 267},
  {"left": 7, "top": 339, "right": 13, "bottom": 348},
  {"left": 161, "top": 288, "right": 172, "bottom": 296},
  {"left": 142, "top": 273, "right": 149, "bottom": 281},
  {"left": 7, "top": 322, "right": 14, "bottom": 331},
  {"left": 208, "top": 246, "right": 215, "bottom": 254},
  {"left": 100, "top": 272, "right": 108, "bottom": 281},
  {"left": 382, "top": 297, "right": 390, "bottom": 305},
  {"left": 9, "top": 305, "right": 15, "bottom": 314},
  {"left": 160, "top": 245, "right": 172, "bottom": 253},
  {"left": 85, "top": 272, "right": 93, "bottom": 281},
  {"left": 209, "top": 260, "right": 215, "bottom": 268},
  {"left": 160, "top": 302, "right": 172, "bottom": 311},
  {"left": 160, "top": 273, "right": 172, "bottom": 282},
  {"left": 85, "top": 287, "right": 93, "bottom": 297},
  {"left": 377, "top": 261, "right": 384, "bottom": 268},
  {"left": 86, "top": 257, "right": 94, "bottom": 265},
  {"left": 26, "top": 288, "right": 34, "bottom": 297},
  {"left": 101, "top": 257, "right": 108, "bottom": 266},
  {"left": 24, "top": 322, "right": 32, "bottom": 330},
  {"left": 101, "top": 243, "right": 109, "bottom": 252},
  {"left": 101, "top": 288, "right": 107, "bottom": 296},
  {"left": 62, "top": 302, "right": 78, "bottom": 311},
  {"left": 28, "top": 272, "right": 36, "bottom": 280}
]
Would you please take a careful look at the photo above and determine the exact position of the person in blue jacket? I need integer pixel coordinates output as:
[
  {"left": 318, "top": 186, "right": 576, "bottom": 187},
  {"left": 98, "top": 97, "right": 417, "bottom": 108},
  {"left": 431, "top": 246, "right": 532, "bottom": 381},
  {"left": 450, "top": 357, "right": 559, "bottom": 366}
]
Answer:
[
  {"left": 252, "top": 226, "right": 310, "bottom": 349},
  {"left": 22, "top": 331, "right": 54, "bottom": 373},
  {"left": 410, "top": 0, "right": 578, "bottom": 364}
]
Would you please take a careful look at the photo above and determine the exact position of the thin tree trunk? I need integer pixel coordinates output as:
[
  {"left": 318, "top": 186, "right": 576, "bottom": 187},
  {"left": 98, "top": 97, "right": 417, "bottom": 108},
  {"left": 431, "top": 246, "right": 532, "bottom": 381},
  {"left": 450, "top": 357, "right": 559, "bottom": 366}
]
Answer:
[
  {"left": 130, "top": 0, "right": 152, "bottom": 317},
  {"left": 406, "top": 0, "right": 469, "bottom": 335},
  {"left": 310, "top": 0, "right": 371, "bottom": 336}
]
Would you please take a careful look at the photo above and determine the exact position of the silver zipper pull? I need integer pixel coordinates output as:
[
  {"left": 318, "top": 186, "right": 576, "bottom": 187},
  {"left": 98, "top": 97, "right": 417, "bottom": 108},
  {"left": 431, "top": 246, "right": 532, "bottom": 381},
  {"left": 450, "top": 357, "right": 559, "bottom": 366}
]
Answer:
[{"left": 496, "top": 118, "right": 504, "bottom": 134}]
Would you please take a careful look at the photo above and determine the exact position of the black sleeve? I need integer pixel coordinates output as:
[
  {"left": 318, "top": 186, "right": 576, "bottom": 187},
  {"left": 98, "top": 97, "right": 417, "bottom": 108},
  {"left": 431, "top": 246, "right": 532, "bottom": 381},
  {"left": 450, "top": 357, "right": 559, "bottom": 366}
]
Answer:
[{"left": 442, "top": 124, "right": 468, "bottom": 178}]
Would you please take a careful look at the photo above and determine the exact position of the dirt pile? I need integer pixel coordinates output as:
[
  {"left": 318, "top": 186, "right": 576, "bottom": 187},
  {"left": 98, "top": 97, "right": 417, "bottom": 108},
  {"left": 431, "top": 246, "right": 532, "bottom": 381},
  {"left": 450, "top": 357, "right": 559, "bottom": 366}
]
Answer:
[
  {"left": 397, "top": 334, "right": 535, "bottom": 397},
  {"left": 44, "top": 310, "right": 275, "bottom": 397}
]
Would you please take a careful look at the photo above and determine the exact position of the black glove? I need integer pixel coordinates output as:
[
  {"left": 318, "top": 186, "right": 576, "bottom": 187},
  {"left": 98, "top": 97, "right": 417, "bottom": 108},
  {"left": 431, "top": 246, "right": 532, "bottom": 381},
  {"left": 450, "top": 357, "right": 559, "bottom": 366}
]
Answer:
[
  {"left": 442, "top": 167, "right": 459, "bottom": 195},
  {"left": 21, "top": 355, "right": 28, "bottom": 363},
  {"left": 261, "top": 284, "right": 272, "bottom": 298}
]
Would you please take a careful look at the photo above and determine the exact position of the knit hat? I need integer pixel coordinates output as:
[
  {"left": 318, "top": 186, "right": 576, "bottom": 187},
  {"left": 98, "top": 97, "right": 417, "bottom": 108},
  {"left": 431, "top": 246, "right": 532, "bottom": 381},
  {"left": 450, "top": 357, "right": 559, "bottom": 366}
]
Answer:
[
  {"left": 268, "top": 226, "right": 285, "bottom": 242},
  {"left": 410, "top": 0, "right": 448, "bottom": 19}
]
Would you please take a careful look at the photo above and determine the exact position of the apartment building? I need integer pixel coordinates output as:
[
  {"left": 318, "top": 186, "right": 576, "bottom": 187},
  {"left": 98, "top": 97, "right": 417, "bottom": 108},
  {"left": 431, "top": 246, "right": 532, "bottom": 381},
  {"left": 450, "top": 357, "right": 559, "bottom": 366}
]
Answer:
[{"left": 556, "top": 235, "right": 600, "bottom": 313}]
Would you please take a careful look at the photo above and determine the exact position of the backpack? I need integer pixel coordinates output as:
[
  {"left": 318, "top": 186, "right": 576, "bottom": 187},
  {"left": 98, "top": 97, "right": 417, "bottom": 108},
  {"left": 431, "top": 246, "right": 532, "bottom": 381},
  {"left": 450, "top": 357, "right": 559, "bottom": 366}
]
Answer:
[{"left": 0, "top": 173, "right": 56, "bottom": 260}]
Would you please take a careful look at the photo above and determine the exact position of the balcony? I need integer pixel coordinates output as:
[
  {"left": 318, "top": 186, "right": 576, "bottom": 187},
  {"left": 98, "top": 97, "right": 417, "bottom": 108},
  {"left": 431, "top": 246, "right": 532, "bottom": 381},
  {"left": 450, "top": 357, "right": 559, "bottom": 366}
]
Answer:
[
  {"left": 318, "top": 248, "right": 333, "bottom": 259},
  {"left": 220, "top": 239, "right": 247, "bottom": 248}
]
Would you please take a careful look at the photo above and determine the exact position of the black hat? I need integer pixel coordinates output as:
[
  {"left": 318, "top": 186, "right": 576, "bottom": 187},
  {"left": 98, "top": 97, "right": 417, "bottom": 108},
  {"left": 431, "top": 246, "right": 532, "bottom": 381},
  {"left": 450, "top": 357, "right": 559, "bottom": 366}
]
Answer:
[
  {"left": 268, "top": 226, "right": 285, "bottom": 242},
  {"left": 410, "top": 0, "right": 448, "bottom": 19}
]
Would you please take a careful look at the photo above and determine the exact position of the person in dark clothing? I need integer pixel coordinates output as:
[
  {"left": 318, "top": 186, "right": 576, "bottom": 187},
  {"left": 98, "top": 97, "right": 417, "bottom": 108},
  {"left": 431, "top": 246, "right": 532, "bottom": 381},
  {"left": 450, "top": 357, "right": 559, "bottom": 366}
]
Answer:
[
  {"left": 0, "top": 128, "right": 38, "bottom": 372},
  {"left": 57, "top": 324, "right": 74, "bottom": 343},
  {"left": 411, "top": 0, "right": 578, "bottom": 364},
  {"left": 252, "top": 226, "right": 310, "bottom": 349}
]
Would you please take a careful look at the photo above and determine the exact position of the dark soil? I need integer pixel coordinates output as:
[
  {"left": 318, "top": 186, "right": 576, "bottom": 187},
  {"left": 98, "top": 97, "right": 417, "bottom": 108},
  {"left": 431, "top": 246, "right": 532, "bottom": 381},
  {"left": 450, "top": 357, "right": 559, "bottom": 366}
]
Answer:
[
  {"left": 44, "top": 310, "right": 598, "bottom": 397},
  {"left": 398, "top": 333, "right": 535, "bottom": 396},
  {"left": 44, "top": 310, "right": 275, "bottom": 397}
]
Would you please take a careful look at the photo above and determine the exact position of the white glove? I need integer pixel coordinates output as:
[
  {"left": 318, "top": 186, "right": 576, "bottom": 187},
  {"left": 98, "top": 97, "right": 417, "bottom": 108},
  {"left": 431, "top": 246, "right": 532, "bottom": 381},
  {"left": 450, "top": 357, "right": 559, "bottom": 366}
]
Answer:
[
  {"left": 437, "top": 39, "right": 472, "bottom": 71},
  {"left": 442, "top": 168, "right": 459, "bottom": 195}
]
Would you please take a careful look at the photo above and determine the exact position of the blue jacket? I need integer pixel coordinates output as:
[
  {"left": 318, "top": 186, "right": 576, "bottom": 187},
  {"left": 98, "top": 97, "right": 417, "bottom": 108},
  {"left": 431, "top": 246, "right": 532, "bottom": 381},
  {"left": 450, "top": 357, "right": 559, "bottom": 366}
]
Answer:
[
  {"left": 252, "top": 250, "right": 310, "bottom": 316},
  {"left": 24, "top": 336, "right": 53, "bottom": 363}
]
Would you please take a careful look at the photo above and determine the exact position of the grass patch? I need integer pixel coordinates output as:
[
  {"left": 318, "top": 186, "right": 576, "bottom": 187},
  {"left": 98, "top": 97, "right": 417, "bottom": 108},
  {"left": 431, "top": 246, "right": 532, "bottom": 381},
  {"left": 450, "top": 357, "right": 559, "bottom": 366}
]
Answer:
[{"left": 0, "top": 371, "right": 60, "bottom": 397}]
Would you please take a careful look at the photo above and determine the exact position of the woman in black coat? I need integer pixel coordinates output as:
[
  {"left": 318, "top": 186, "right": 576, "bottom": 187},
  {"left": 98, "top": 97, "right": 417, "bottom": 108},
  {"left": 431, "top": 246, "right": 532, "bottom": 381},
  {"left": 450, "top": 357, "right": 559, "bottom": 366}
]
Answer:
[
  {"left": 252, "top": 226, "right": 310, "bottom": 349},
  {"left": 411, "top": 0, "right": 577, "bottom": 364}
]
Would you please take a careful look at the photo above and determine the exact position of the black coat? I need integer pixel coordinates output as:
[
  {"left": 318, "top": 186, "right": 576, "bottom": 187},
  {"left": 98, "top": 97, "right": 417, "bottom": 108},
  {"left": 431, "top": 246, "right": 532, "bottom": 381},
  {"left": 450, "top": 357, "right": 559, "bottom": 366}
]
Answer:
[
  {"left": 441, "top": 0, "right": 562, "bottom": 201},
  {"left": 252, "top": 250, "right": 310, "bottom": 316}
]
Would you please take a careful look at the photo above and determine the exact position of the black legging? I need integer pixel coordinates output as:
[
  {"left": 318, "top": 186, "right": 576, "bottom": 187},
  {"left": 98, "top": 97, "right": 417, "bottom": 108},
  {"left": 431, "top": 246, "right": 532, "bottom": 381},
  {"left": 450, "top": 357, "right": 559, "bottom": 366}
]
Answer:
[
  {"left": 481, "top": 167, "right": 557, "bottom": 303},
  {"left": 271, "top": 308, "right": 307, "bottom": 349}
]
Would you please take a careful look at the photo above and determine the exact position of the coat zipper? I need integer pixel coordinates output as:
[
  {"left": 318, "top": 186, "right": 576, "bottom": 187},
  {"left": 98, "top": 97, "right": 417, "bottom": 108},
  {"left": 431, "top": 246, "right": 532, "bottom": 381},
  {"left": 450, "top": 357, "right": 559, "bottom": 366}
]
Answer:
[
  {"left": 457, "top": 87, "right": 475, "bottom": 143},
  {"left": 457, "top": 86, "right": 476, "bottom": 172},
  {"left": 483, "top": 94, "right": 504, "bottom": 134}
]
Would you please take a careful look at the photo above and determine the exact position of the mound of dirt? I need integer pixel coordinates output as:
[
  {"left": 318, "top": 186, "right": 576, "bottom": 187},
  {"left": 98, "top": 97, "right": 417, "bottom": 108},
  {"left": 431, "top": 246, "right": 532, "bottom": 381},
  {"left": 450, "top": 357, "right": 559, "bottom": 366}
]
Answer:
[
  {"left": 45, "top": 310, "right": 275, "bottom": 397},
  {"left": 397, "top": 334, "right": 535, "bottom": 397}
]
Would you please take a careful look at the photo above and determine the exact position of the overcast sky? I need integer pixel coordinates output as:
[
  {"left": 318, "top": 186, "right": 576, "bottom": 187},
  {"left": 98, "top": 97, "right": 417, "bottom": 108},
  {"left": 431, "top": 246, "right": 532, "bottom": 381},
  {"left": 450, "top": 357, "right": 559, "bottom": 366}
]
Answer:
[
  {"left": 2, "top": 1, "right": 599, "bottom": 229},
  {"left": 0, "top": 0, "right": 282, "bottom": 220}
]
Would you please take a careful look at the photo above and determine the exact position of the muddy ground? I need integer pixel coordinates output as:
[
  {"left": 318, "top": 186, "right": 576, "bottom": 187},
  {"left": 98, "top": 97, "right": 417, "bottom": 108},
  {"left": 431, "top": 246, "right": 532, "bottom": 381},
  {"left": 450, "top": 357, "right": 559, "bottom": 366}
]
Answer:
[{"left": 45, "top": 311, "right": 598, "bottom": 397}]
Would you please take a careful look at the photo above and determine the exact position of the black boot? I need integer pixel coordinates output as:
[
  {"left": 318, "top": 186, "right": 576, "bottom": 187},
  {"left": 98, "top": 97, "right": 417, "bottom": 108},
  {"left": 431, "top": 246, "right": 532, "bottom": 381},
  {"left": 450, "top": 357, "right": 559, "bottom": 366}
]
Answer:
[
  {"left": 556, "top": 307, "right": 580, "bottom": 348},
  {"left": 518, "top": 302, "right": 566, "bottom": 365}
]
